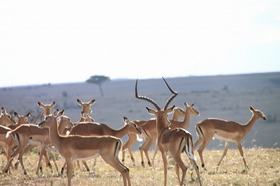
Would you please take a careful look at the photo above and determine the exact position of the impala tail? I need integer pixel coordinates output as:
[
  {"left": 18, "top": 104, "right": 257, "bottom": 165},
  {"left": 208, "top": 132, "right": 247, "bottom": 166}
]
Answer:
[
  {"left": 6, "top": 130, "right": 13, "bottom": 139},
  {"left": 184, "top": 133, "right": 197, "bottom": 161},
  {"left": 136, "top": 134, "right": 144, "bottom": 142},
  {"left": 6, "top": 130, "right": 19, "bottom": 142}
]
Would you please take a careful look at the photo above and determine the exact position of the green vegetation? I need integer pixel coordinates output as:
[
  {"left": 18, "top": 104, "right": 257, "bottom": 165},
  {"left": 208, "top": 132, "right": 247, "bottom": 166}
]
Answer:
[{"left": 0, "top": 148, "right": 279, "bottom": 186}]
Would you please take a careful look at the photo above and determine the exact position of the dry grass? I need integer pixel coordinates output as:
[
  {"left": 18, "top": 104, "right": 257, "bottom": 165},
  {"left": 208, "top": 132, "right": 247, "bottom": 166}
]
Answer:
[{"left": 0, "top": 148, "right": 279, "bottom": 186}]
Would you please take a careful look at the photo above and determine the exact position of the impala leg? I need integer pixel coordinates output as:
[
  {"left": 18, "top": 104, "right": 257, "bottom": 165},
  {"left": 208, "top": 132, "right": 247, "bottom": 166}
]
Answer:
[
  {"left": 237, "top": 142, "right": 248, "bottom": 170},
  {"left": 171, "top": 144, "right": 187, "bottom": 186},
  {"left": 18, "top": 150, "right": 28, "bottom": 175},
  {"left": 122, "top": 149, "right": 126, "bottom": 163},
  {"left": 66, "top": 160, "right": 73, "bottom": 186},
  {"left": 3, "top": 154, "right": 15, "bottom": 174},
  {"left": 143, "top": 139, "right": 153, "bottom": 166},
  {"left": 217, "top": 142, "right": 230, "bottom": 169},
  {"left": 14, "top": 143, "right": 29, "bottom": 175},
  {"left": 3, "top": 141, "right": 24, "bottom": 173},
  {"left": 36, "top": 145, "right": 46, "bottom": 175},
  {"left": 139, "top": 139, "right": 148, "bottom": 167},
  {"left": 122, "top": 133, "right": 136, "bottom": 165},
  {"left": 82, "top": 161, "right": 90, "bottom": 172},
  {"left": 174, "top": 163, "right": 180, "bottom": 183},
  {"left": 160, "top": 149, "right": 168, "bottom": 186},
  {"left": 174, "top": 157, "right": 187, "bottom": 186},
  {"left": 197, "top": 138, "right": 211, "bottom": 170},
  {"left": 128, "top": 149, "right": 135, "bottom": 166},
  {"left": 197, "top": 142, "right": 206, "bottom": 170},
  {"left": 101, "top": 153, "right": 131, "bottom": 186},
  {"left": 60, "top": 161, "right": 66, "bottom": 175},
  {"left": 151, "top": 145, "right": 158, "bottom": 165},
  {"left": 190, "top": 158, "right": 202, "bottom": 186},
  {"left": 46, "top": 146, "right": 59, "bottom": 174},
  {"left": 4, "top": 145, "right": 13, "bottom": 173},
  {"left": 43, "top": 148, "right": 52, "bottom": 172}
]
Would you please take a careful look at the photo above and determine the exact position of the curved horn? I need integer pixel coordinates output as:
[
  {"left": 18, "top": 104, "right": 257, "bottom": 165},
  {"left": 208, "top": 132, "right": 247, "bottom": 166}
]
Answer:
[
  {"left": 162, "top": 77, "right": 178, "bottom": 110},
  {"left": 135, "top": 79, "right": 161, "bottom": 110}
]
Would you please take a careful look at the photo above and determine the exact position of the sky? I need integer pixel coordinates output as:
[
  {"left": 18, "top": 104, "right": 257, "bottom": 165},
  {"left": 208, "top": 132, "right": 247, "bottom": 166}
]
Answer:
[{"left": 0, "top": 0, "right": 280, "bottom": 87}]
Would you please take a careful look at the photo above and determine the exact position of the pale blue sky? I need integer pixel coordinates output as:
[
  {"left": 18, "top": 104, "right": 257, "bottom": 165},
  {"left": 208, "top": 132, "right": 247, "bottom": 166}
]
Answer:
[{"left": 0, "top": 0, "right": 280, "bottom": 87}]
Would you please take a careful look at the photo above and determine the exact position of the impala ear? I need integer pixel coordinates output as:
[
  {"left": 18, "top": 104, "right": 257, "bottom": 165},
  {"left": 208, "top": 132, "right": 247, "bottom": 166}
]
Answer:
[
  {"left": 123, "top": 116, "right": 128, "bottom": 122},
  {"left": 57, "top": 109, "right": 64, "bottom": 117},
  {"left": 89, "top": 99, "right": 96, "bottom": 105},
  {"left": 146, "top": 107, "right": 157, "bottom": 116},
  {"left": 51, "top": 101, "right": 56, "bottom": 106},
  {"left": 249, "top": 106, "right": 255, "bottom": 111},
  {"left": 166, "top": 105, "right": 175, "bottom": 114},
  {"left": 77, "top": 99, "right": 82, "bottom": 105}
]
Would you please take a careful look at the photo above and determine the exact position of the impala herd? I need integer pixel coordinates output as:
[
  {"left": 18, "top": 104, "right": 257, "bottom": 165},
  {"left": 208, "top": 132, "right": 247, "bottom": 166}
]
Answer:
[{"left": 0, "top": 78, "right": 266, "bottom": 186}]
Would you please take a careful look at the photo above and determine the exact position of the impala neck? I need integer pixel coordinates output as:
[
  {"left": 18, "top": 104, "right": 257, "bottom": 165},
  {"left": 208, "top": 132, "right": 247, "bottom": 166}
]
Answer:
[
  {"left": 172, "top": 111, "right": 180, "bottom": 121},
  {"left": 181, "top": 110, "right": 191, "bottom": 129},
  {"left": 113, "top": 124, "right": 130, "bottom": 138},
  {"left": 244, "top": 113, "right": 259, "bottom": 134},
  {"left": 58, "top": 120, "right": 70, "bottom": 135},
  {"left": 156, "top": 115, "right": 170, "bottom": 134},
  {"left": 48, "top": 119, "right": 62, "bottom": 151}
]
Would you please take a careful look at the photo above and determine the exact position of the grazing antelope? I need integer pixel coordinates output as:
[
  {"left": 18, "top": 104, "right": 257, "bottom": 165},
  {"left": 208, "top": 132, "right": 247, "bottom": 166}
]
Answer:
[
  {"left": 194, "top": 106, "right": 266, "bottom": 170},
  {"left": 38, "top": 114, "right": 131, "bottom": 186},
  {"left": 135, "top": 78, "right": 201, "bottom": 186}
]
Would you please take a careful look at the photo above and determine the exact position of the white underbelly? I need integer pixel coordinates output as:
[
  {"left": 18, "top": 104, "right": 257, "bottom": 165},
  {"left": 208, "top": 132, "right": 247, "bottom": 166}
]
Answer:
[
  {"left": 73, "top": 152, "right": 100, "bottom": 161},
  {"left": 28, "top": 139, "right": 41, "bottom": 146},
  {"left": 213, "top": 133, "right": 236, "bottom": 142}
]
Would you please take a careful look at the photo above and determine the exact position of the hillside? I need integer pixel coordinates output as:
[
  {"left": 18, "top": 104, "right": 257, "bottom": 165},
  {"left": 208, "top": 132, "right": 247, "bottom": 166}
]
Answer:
[{"left": 0, "top": 72, "right": 280, "bottom": 149}]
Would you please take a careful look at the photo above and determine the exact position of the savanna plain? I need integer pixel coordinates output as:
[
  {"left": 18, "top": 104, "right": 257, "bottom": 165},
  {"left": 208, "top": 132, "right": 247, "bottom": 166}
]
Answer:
[
  {"left": 0, "top": 148, "right": 279, "bottom": 186},
  {"left": 0, "top": 72, "right": 280, "bottom": 185}
]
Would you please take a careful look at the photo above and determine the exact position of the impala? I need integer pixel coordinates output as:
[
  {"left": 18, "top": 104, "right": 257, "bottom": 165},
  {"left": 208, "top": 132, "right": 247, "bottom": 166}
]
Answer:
[
  {"left": 121, "top": 120, "right": 145, "bottom": 166},
  {"left": 38, "top": 114, "right": 131, "bottom": 186},
  {"left": 4, "top": 122, "right": 59, "bottom": 175},
  {"left": 151, "top": 102, "right": 200, "bottom": 163},
  {"left": 122, "top": 107, "right": 185, "bottom": 167},
  {"left": 194, "top": 106, "right": 266, "bottom": 170},
  {"left": 0, "top": 125, "right": 15, "bottom": 173},
  {"left": 76, "top": 98, "right": 95, "bottom": 116},
  {"left": 135, "top": 78, "right": 201, "bottom": 186},
  {"left": 0, "top": 108, "right": 17, "bottom": 172},
  {"left": 7, "top": 112, "right": 30, "bottom": 130},
  {"left": 37, "top": 101, "right": 56, "bottom": 118},
  {"left": 61, "top": 116, "right": 142, "bottom": 174},
  {"left": 0, "top": 107, "right": 15, "bottom": 126}
]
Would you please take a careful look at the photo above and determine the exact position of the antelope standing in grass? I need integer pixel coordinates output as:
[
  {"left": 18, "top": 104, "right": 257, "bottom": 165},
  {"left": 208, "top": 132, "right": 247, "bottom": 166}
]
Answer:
[
  {"left": 194, "top": 106, "right": 266, "bottom": 170},
  {"left": 135, "top": 78, "right": 201, "bottom": 186}
]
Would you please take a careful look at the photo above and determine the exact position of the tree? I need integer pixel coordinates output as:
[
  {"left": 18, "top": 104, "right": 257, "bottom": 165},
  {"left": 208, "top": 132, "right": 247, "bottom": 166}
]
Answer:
[{"left": 86, "top": 75, "right": 110, "bottom": 96}]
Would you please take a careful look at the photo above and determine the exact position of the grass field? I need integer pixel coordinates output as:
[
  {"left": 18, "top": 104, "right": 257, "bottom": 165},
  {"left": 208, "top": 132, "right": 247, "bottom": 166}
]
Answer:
[{"left": 0, "top": 148, "right": 279, "bottom": 186}]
